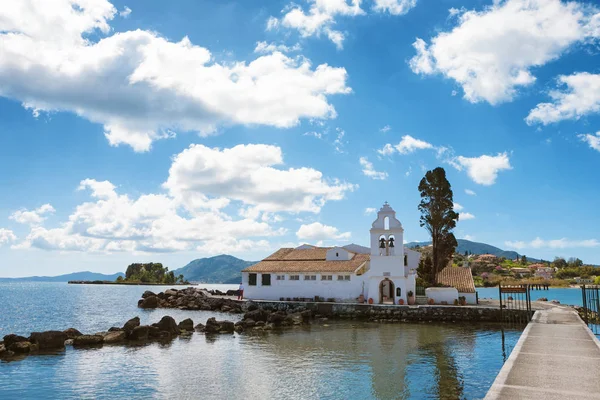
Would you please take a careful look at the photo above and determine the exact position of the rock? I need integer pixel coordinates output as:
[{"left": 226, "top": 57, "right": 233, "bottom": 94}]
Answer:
[
  {"left": 142, "top": 290, "right": 157, "bottom": 299},
  {"left": 9, "top": 341, "right": 33, "bottom": 354},
  {"left": 123, "top": 317, "right": 141, "bottom": 334},
  {"left": 205, "top": 318, "right": 221, "bottom": 334},
  {"left": 255, "top": 321, "right": 266, "bottom": 327},
  {"left": 300, "top": 310, "right": 312, "bottom": 323},
  {"left": 247, "top": 303, "right": 259, "bottom": 312},
  {"left": 103, "top": 331, "right": 126, "bottom": 344},
  {"left": 178, "top": 318, "right": 194, "bottom": 332},
  {"left": 244, "top": 308, "right": 269, "bottom": 322},
  {"left": 194, "top": 323, "right": 205, "bottom": 332},
  {"left": 164, "top": 289, "right": 178, "bottom": 296},
  {"left": 3, "top": 334, "right": 29, "bottom": 348},
  {"left": 152, "top": 316, "right": 180, "bottom": 335},
  {"left": 244, "top": 319, "right": 256, "bottom": 328},
  {"left": 139, "top": 296, "right": 159, "bottom": 309},
  {"left": 221, "top": 306, "right": 232, "bottom": 312},
  {"left": 180, "top": 331, "right": 193, "bottom": 337},
  {"left": 129, "top": 326, "right": 150, "bottom": 341},
  {"left": 219, "top": 321, "right": 235, "bottom": 334},
  {"left": 73, "top": 335, "right": 104, "bottom": 346},
  {"left": 148, "top": 326, "right": 162, "bottom": 339},
  {"left": 29, "top": 331, "right": 68, "bottom": 350},
  {"left": 537, "top": 297, "right": 548, "bottom": 301},
  {"left": 551, "top": 300, "right": 561, "bottom": 304},
  {"left": 108, "top": 327, "right": 123, "bottom": 332},
  {"left": 267, "top": 311, "right": 286, "bottom": 325},
  {"left": 64, "top": 339, "right": 74, "bottom": 346},
  {"left": 234, "top": 325, "right": 244, "bottom": 333},
  {"left": 63, "top": 328, "right": 83, "bottom": 339}
]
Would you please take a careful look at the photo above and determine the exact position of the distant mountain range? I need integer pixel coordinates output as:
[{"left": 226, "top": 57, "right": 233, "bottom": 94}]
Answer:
[
  {"left": 405, "top": 239, "right": 540, "bottom": 261},
  {"left": 173, "top": 255, "right": 256, "bottom": 284},
  {"left": 0, "top": 241, "right": 543, "bottom": 283},
  {"left": 0, "top": 271, "right": 124, "bottom": 282}
]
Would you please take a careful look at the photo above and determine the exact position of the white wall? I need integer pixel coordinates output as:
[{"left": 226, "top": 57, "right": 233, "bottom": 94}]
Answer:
[
  {"left": 404, "top": 248, "right": 420, "bottom": 273},
  {"left": 242, "top": 272, "right": 363, "bottom": 302},
  {"left": 425, "top": 287, "right": 458, "bottom": 304},
  {"left": 369, "top": 255, "right": 408, "bottom": 277},
  {"left": 326, "top": 247, "right": 353, "bottom": 261},
  {"left": 461, "top": 292, "right": 477, "bottom": 305}
]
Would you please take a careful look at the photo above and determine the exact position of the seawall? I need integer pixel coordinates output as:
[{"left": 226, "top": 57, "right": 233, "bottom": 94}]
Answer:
[{"left": 251, "top": 300, "right": 530, "bottom": 323}]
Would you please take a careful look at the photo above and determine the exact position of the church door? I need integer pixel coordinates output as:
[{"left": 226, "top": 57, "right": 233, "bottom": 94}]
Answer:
[{"left": 379, "top": 279, "right": 395, "bottom": 304}]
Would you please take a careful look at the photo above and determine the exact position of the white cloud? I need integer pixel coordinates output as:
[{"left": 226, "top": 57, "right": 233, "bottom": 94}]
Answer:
[
  {"left": 296, "top": 222, "right": 351, "bottom": 241},
  {"left": 0, "top": 229, "right": 17, "bottom": 245},
  {"left": 0, "top": 0, "right": 351, "bottom": 152},
  {"left": 378, "top": 135, "right": 433, "bottom": 156},
  {"left": 465, "top": 189, "right": 476, "bottom": 196},
  {"left": 505, "top": 237, "right": 600, "bottom": 250},
  {"left": 453, "top": 202, "right": 463, "bottom": 211},
  {"left": 359, "top": 157, "right": 388, "bottom": 180},
  {"left": 364, "top": 207, "right": 377, "bottom": 215},
  {"left": 119, "top": 6, "right": 131, "bottom": 18},
  {"left": 254, "top": 41, "right": 302, "bottom": 54},
  {"left": 304, "top": 131, "right": 323, "bottom": 139},
  {"left": 380, "top": 125, "right": 391, "bottom": 133},
  {"left": 372, "top": 0, "right": 418, "bottom": 15},
  {"left": 10, "top": 204, "right": 56, "bottom": 226},
  {"left": 163, "top": 143, "right": 357, "bottom": 214},
  {"left": 526, "top": 73, "right": 600, "bottom": 125},
  {"left": 462, "top": 234, "right": 475, "bottom": 241},
  {"left": 579, "top": 132, "right": 600, "bottom": 152},
  {"left": 409, "top": 0, "right": 600, "bottom": 104},
  {"left": 333, "top": 127, "right": 346, "bottom": 153},
  {"left": 460, "top": 212, "right": 475, "bottom": 220},
  {"left": 453, "top": 153, "right": 512, "bottom": 185}
]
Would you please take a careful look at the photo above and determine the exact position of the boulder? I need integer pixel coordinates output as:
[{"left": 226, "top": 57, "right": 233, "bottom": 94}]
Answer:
[
  {"left": 142, "top": 290, "right": 156, "bottom": 299},
  {"left": 0, "top": 344, "right": 7, "bottom": 356},
  {"left": 9, "top": 341, "right": 33, "bottom": 354},
  {"left": 164, "top": 289, "right": 178, "bottom": 296},
  {"left": 147, "top": 326, "right": 161, "bottom": 339},
  {"left": 204, "top": 318, "right": 221, "bottom": 334},
  {"left": 123, "top": 317, "right": 141, "bottom": 334},
  {"left": 152, "top": 316, "right": 180, "bottom": 335},
  {"left": 537, "top": 297, "right": 548, "bottom": 302},
  {"left": 139, "top": 296, "right": 159, "bottom": 309},
  {"left": 3, "top": 334, "right": 28, "bottom": 348},
  {"left": 267, "top": 311, "right": 286, "bottom": 325},
  {"left": 219, "top": 321, "right": 235, "bottom": 334},
  {"left": 73, "top": 335, "right": 104, "bottom": 346},
  {"left": 108, "top": 327, "right": 123, "bottom": 332},
  {"left": 63, "top": 328, "right": 83, "bottom": 339},
  {"left": 244, "top": 319, "right": 256, "bottom": 328},
  {"left": 244, "top": 308, "right": 269, "bottom": 322},
  {"left": 129, "top": 326, "right": 150, "bottom": 341},
  {"left": 178, "top": 318, "right": 194, "bottom": 332},
  {"left": 103, "top": 331, "right": 126, "bottom": 344},
  {"left": 194, "top": 323, "right": 205, "bottom": 332},
  {"left": 29, "top": 331, "right": 68, "bottom": 350},
  {"left": 247, "top": 303, "right": 258, "bottom": 312}
]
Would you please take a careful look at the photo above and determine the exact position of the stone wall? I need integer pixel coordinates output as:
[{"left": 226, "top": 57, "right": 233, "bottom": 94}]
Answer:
[{"left": 251, "top": 300, "right": 530, "bottom": 323}]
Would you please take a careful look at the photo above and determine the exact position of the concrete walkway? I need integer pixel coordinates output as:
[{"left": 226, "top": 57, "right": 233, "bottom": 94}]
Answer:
[{"left": 485, "top": 307, "right": 600, "bottom": 399}]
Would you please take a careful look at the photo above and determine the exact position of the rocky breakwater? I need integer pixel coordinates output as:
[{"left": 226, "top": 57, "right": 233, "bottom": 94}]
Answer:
[
  {"left": 194, "top": 303, "right": 313, "bottom": 335},
  {"left": 138, "top": 287, "right": 244, "bottom": 313},
  {"left": 0, "top": 316, "right": 196, "bottom": 362}
]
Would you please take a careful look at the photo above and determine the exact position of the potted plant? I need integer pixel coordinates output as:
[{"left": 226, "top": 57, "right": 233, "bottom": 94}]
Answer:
[
  {"left": 398, "top": 298, "right": 405, "bottom": 305},
  {"left": 407, "top": 290, "right": 415, "bottom": 305},
  {"left": 427, "top": 298, "right": 435, "bottom": 305},
  {"left": 368, "top": 297, "right": 374, "bottom": 304},
  {"left": 459, "top": 296, "right": 467, "bottom": 306}
]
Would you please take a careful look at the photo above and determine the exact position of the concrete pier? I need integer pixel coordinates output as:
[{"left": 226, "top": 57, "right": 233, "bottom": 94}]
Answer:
[{"left": 485, "top": 307, "right": 600, "bottom": 399}]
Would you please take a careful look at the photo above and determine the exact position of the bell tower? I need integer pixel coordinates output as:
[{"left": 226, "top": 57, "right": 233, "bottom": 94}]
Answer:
[{"left": 370, "top": 202, "right": 404, "bottom": 257}]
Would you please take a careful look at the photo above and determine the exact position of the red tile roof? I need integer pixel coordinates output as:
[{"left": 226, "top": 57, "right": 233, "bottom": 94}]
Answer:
[{"left": 436, "top": 266, "right": 476, "bottom": 293}]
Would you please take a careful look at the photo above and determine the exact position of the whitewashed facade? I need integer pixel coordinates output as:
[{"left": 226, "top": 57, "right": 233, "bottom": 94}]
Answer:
[{"left": 242, "top": 202, "right": 418, "bottom": 304}]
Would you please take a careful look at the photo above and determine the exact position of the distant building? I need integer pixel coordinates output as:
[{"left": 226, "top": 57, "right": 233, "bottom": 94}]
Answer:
[
  {"left": 511, "top": 267, "right": 531, "bottom": 278},
  {"left": 242, "top": 202, "right": 419, "bottom": 304},
  {"left": 574, "top": 277, "right": 594, "bottom": 284},
  {"left": 532, "top": 265, "right": 554, "bottom": 280}
]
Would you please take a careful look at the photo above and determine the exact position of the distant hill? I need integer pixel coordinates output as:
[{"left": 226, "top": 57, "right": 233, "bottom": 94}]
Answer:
[
  {"left": 0, "top": 271, "right": 125, "bottom": 282},
  {"left": 405, "top": 239, "right": 540, "bottom": 261},
  {"left": 173, "top": 254, "right": 256, "bottom": 284}
]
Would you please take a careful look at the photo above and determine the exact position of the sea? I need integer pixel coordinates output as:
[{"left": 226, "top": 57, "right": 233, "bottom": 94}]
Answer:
[{"left": 0, "top": 283, "right": 583, "bottom": 399}]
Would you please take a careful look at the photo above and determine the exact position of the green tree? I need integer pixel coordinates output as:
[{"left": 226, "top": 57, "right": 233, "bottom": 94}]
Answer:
[
  {"left": 417, "top": 255, "right": 435, "bottom": 286},
  {"left": 520, "top": 255, "right": 527, "bottom": 265},
  {"left": 551, "top": 257, "right": 568, "bottom": 269},
  {"left": 418, "top": 167, "right": 459, "bottom": 277},
  {"left": 568, "top": 257, "right": 583, "bottom": 268}
]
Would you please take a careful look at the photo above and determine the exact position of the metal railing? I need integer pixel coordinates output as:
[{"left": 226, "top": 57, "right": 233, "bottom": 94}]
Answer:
[
  {"left": 581, "top": 285, "right": 600, "bottom": 336},
  {"left": 498, "top": 284, "right": 533, "bottom": 325}
]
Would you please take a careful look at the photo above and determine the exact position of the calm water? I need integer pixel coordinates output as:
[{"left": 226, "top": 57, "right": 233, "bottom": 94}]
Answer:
[
  {"left": 477, "top": 287, "right": 583, "bottom": 306},
  {"left": 0, "top": 283, "right": 525, "bottom": 399}
]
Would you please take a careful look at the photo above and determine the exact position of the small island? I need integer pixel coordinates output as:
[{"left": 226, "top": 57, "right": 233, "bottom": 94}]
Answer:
[{"left": 69, "top": 263, "right": 192, "bottom": 285}]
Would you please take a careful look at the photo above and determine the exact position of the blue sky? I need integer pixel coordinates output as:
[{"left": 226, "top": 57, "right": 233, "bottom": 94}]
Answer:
[{"left": 1, "top": 0, "right": 599, "bottom": 277}]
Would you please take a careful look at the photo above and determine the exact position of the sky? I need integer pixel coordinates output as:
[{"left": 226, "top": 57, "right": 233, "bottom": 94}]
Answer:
[{"left": 0, "top": 0, "right": 599, "bottom": 277}]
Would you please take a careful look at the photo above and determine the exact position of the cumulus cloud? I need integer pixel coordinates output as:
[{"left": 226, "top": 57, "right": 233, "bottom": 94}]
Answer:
[
  {"left": 452, "top": 153, "right": 512, "bottom": 185},
  {"left": 453, "top": 202, "right": 463, "bottom": 211},
  {"left": 0, "top": 0, "right": 351, "bottom": 152},
  {"left": 465, "top": 189, "right": 477, "bottom": 196},
  {"left": 163, "top": 143, "right": 357, "bottom": 214},
  {"left": 0, "top": 229, "right": 17, "bottom": 245},
  {"left": 10, "top": 204, "right": 56, "bottom": 226},
  {"left": 296, "top": 222, "right": 351, "bottom": 241},
  {"left": 526, "top": 73, "right": 600, "bottom": 125},
  {"left": 409, "top": 0, "right": 600, "bottom": 104},
  {"left": 378, "top": 135, "right": 434, "bottom": 156},
  {"left": 364, "top": 207, "right": 377, "bottom": 215},
  {"left": 254, "top": 41, "right": 302, "bottom": 54},
  {"left": 119, "top": 6, "right": 132, "bottom": 17},
  {"left": 359, "top": 157, "right": 388, "bottom": 180},
  {"left": 372, "top": 0, "right": 418, "bottom": 15},
  {"left": 579, "top": 132, "right": 600, "bottom": 152},
  {"left": 505, "top": 237, "right": 600, "bottom": 250},
  {"left": 460, "top": 212, "right": 475, "bottom": 220},
  {"left": 379, "top": 125, "right": 391, "bottom": 133}
]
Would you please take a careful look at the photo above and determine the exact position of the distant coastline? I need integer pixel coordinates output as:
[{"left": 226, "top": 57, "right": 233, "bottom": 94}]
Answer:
[{"left": 68, "top": 280, "right": 197, "bottom": 286}]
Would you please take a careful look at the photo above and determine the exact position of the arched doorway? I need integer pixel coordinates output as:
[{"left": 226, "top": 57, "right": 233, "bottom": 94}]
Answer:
[{"left": 379, "top": 278, "right": 395, "bottom": 304}]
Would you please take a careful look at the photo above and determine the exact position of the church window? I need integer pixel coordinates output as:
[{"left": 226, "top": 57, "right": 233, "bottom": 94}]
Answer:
[
  {"left": 248, "top": 273, "right": 257, "bottom": 286},
  {"left": 396, "top": 288, "right": 401, "bottom": 297},
  {"left": 384, "top": 216, "right": 390, "bottom": 230},
  {"left": 290, "top": 275, "right": 300, "bottom": 281},
  {"left": 261, "top": 274, "right": 271, "bottom": 286},
  {"left": 336, "top": 252, "right": 339, "bottom": 257},
  {"left": 321, "top": 275, "right": 333, "bottom": 281}
]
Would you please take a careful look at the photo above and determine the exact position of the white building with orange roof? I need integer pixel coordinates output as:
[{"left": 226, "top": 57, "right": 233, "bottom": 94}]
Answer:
[{"left": 241, "top": 202, "right": 420, "bottom": 304}]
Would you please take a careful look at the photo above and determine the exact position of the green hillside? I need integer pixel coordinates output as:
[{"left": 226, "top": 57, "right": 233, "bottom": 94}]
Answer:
[
  {"left": 173, "top": 254, "right": 256, "bottom": 284},
  {"left": 405, "top": 239, "right": 539, "bottom": 261}
]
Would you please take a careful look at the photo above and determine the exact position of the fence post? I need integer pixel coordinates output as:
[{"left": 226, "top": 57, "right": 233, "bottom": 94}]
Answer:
[{"left": 582, "top": 285, "right": 588, "bottom": 325}]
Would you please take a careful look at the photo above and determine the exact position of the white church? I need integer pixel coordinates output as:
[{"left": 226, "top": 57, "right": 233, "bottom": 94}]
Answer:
[{"left": 241, "top": 202, "right": 422, "bottom": 304}]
